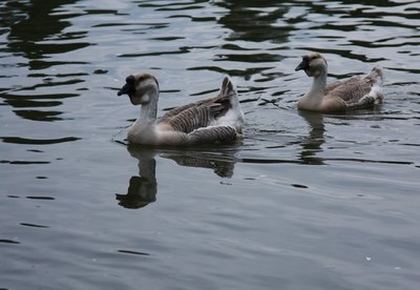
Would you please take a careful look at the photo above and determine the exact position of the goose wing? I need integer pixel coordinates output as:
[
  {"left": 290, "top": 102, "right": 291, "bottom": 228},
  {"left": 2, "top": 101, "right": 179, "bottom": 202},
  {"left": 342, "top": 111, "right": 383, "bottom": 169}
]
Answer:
[
  {"left": 160, "top": 96, "right": 231, "bottom": 133},
  {"left": 326, "top": 76, "right": 374, "bottom": 103},
  {"left": 325, "top": 79, "right": 345, "bottom": 93},
  {"left": 159, "top": 76, "right": 239, "bottom": 133},
  {"left": 155, "top": 124, "right": 238, "bottom": 147},
  {"left": 188, "top": 125, "right": 238, "bottom": 145},
  {"left": 160, "top": 96, "right": 219, "bottom": 120}
]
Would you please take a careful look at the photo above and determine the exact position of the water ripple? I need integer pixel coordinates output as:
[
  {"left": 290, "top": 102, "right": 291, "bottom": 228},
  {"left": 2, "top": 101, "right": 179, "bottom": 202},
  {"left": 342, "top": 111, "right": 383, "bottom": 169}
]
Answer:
[
  {"left": 0, "top": 136, "right": 81, "bottom": 145},
  {"left": 1, "top": 1, "right": 420, "bottom": 289}
]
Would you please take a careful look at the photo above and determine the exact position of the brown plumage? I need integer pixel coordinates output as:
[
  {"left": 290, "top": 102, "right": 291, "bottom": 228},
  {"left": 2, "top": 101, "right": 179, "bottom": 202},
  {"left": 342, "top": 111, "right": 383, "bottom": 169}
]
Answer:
[
  {"left": 295, "top": 53, "right": 384, "bottom": 113},
  {"left": 161, "top": 96, "right": 231, "bottom": 133},
  {"left": 117, "top": 73, "right": 244, "bottom": 146}
]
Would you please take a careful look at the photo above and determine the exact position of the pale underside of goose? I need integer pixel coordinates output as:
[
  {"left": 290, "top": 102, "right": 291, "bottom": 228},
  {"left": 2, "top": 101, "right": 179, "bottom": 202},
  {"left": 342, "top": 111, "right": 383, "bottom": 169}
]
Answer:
[
  {"left": 117, "top": 73, "right": 245, "bottom": 146},
  {"left": 295, "top": 52, "right": 384, "bottom": 113}
]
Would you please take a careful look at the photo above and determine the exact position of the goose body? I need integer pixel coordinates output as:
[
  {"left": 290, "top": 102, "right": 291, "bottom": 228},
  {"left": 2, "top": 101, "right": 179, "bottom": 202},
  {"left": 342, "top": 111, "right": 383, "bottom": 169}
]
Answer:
[
  {"left": 295, "top": 53, "right": 384, "bottom": 113},
  {"left": 117, "top": 73, "right": 244, "bottom": 146}
]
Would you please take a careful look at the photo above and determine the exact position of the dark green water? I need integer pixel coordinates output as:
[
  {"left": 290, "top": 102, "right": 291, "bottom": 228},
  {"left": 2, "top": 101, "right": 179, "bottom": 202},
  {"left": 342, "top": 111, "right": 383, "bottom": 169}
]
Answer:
[{"left": 1, "top": 1, "right": 420, "bottom": 289}]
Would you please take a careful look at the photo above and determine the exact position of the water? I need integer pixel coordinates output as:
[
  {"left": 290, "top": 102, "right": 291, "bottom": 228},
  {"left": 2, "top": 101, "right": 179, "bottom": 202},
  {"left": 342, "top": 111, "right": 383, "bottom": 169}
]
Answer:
[{"left": 1, "top": 0, "right": 420, "bottom": 289}]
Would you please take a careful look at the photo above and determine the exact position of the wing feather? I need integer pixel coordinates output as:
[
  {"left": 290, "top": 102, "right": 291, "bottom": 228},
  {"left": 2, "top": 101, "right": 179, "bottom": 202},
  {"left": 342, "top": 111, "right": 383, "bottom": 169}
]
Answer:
[
  {"left": 188, "top": 126, "right": 238, "bottom": 145},
  {"left": 160, "top": 96, "right": 217, "bottom": 120},
  {"left": 326, "top": 76, "right": 374, "bottom": 103},
  {"left": 159, "top": 95, "right": 231, "bottom": 133},
  {"left": 160, "top": 98, "right": 230, "bottom": 133}
]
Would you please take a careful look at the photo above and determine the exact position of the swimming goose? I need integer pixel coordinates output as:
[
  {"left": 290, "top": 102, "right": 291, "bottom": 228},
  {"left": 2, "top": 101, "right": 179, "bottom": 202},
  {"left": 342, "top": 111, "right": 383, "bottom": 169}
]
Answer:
[
  {"left": 117, "top": 73, "right": 244, "bottom": 146},
  {"left": 295, "top": 53, "right": 384, "bottom": 113}
]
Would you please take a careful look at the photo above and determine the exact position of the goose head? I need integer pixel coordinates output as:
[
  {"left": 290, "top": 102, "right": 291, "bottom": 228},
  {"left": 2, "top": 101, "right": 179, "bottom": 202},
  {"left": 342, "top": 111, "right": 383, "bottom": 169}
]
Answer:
[
  {"left": 117, "top": 73, "right": 159, "bottom": 105},
  {"left": 295, "top": 53, "right": 328, "bottom": 77}
]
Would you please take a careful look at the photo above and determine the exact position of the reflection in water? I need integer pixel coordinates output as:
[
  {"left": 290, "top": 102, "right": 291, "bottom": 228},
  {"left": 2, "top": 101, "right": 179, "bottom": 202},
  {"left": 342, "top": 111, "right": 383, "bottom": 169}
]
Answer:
[
  {"left": 117, "top": 175, "right": 157, "bottom": 208},
  {"left": 116, "top": 145, "right": 237, "bottom": 209},
  {"left": 0, "top": 0, "right": 85, "bottom": 122},
  {"left": 5, "top": 0, "right": 84, "bottom": 61},
  {"left": 217, "top": 1, "right": 290, "bottom": 43},
  {"left": 0, "top": 136, "right": 80, "bottom": 145},
  {"left": 161, "top": 150, "right": 236, "bottom": 178},
  {"left": 2, "top": 1, "right": 420, "bottom": 289},
  {"left": 116, "top": 147, "right": 157, "bottom": 209},
  {"left": 204, "top": 1, "right": 290, "bottom": 79},
  {"left": 298, "top": 111, "right": 325, "bottom": 165}
]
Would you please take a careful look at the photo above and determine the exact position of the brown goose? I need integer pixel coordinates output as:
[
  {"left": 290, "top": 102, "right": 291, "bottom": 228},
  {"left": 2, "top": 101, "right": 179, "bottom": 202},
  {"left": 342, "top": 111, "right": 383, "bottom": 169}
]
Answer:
[
  {"left": 117, "top": 73, "right": 244, "bottom": 146},
  {"left": 295, "top": 53, "right": 384, "bottom": 113}
]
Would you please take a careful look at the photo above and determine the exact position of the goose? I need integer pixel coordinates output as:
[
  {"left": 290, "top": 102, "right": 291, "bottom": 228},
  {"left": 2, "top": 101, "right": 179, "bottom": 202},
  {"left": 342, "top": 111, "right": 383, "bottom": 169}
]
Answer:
[
  {"left": 295, "top": 52, "right": 384, "bottom": 113},
  {"left": 117, "top": 73, "right": 244, "bottom": 146}
]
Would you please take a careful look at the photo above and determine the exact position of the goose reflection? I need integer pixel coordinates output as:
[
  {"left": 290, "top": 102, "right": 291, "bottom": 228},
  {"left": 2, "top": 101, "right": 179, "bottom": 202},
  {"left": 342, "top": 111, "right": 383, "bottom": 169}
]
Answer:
[
  {"left": 116, "top": 145, "right": 237, "bottom": 209},
  {"left": 298, "top": 111, "right": 326, "bottom": 165},
  {"left": 160, "top": 150, "right": 235, "bottom": 178},
  {"left": 116, "top": 147, "right": 157, "bottom": 209}
]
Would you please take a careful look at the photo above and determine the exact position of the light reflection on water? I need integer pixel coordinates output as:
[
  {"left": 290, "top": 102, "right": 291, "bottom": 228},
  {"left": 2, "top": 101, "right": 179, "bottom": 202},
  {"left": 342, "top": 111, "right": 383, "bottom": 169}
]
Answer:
[{"left": 1, "top": 0, "right": 420, "bottom": 289}]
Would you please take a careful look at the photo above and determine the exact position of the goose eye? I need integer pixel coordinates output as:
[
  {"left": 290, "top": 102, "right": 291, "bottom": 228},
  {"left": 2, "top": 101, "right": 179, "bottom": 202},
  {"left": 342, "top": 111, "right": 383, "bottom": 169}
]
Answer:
[{"left": 126, "top": 75, "right": 135, "bottom": 84}]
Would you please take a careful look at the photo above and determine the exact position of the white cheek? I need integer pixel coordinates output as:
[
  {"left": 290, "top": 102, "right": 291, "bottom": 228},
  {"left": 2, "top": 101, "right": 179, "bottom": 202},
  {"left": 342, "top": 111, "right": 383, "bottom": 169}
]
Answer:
[{"left": 141, "top": 94, "right": 150, "bottom": 104}]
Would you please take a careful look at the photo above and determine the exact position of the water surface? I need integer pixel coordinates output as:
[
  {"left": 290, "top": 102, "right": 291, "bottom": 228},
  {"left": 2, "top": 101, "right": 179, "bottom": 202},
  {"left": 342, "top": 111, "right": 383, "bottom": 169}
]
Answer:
[{"left": 1, "top": 0, "right": 420, "bottom": 289}]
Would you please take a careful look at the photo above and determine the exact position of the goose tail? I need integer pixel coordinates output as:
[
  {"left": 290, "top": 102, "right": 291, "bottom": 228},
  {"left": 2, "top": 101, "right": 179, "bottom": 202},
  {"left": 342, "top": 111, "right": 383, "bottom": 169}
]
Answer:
[
  {"left": 367, "top": 66, "right": 384, "bottom": 104},
  {"left": 368, "top": 66, "right": 384, "bottom": 86},
  {"left": 220, "top": 76, "right": 238, "bottom": 101},
  {"left": 219, "top": 76, "right": 245, "bottom": 125}
]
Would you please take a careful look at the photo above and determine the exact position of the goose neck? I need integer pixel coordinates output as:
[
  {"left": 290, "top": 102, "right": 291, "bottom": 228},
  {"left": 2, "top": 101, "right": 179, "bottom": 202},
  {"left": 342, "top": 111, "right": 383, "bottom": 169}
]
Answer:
[
  {"left": 139, "top": 93, "right": 159, "bottom": 123},
  {"left": 310, "top": 72, "right": 327, "bottom": 95}
]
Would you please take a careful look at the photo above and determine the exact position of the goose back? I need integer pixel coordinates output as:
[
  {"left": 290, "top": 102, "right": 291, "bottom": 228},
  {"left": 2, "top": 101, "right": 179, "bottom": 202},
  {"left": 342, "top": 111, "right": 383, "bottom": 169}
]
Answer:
[
  {"left": 326, "top": 67, "right": 383, "bottom": 103},
  {"left": 160, "top": 97, "right": 231, "bottom": 133},
  {"left": 326, "top": 76, "right": 373, "bottom": 103},
  {"left": 158, "top": 76, "right": 241, "bottom": 134}
]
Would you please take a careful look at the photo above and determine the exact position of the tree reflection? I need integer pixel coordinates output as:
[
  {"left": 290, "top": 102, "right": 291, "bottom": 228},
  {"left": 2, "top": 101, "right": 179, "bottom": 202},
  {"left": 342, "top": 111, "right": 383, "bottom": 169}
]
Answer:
[
  {"left": 216, "top": 0, "right": 290, "bottom": 43},
  {"left": 0, "top": 0, "right": 87, "bottom": 122},
  {"left": 3, "top": 0, "right": 85, "bottom": 62}
]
